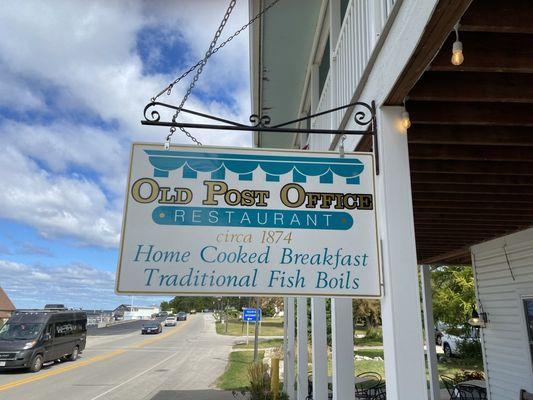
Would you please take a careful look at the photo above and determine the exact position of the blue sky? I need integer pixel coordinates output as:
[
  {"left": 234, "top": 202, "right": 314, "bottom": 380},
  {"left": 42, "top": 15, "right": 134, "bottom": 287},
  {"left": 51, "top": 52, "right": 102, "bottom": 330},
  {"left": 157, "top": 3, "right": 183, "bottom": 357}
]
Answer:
[{"left": 0, "top": 1, "right": 252, "bottom": 310}]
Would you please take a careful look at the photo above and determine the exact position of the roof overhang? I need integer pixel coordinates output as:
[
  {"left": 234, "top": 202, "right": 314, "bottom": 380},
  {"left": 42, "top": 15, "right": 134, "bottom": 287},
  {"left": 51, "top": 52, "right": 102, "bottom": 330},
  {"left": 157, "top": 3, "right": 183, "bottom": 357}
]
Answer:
[{"left": 249, "top": 0, "right": 322, "bottom": 149}]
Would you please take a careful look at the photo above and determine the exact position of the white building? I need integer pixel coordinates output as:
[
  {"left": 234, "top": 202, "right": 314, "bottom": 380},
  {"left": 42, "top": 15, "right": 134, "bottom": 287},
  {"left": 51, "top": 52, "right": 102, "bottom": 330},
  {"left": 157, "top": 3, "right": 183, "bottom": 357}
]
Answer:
[
  {"left": 122, "top": 305, "right": 159, "bottom": 320},
  {"left": 249, "top": 0, "right": 533, "bottom": 399}
]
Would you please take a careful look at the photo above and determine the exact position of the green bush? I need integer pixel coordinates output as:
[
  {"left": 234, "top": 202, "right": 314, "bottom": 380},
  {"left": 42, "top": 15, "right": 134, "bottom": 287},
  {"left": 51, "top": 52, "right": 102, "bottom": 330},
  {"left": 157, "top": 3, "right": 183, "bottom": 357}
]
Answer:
[
  {"left": 456, "top": 339, "right": 482, "bottom": 360},
  {"left": 453, "top": 369, "right": 485, "bottom": 382},
  {"left": 365, "top": 325, "right": 383, "bottom": 340}
]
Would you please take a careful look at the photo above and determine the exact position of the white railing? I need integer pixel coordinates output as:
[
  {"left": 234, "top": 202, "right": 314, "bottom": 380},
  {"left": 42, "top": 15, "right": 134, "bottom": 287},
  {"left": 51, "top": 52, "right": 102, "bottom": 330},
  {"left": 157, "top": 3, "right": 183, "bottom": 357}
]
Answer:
[
  {"left": 310, "top": 70, "right": 333, "bottom": 149},
  {"left": 312, "top": 0, "right": 398, "bottom": 136}
]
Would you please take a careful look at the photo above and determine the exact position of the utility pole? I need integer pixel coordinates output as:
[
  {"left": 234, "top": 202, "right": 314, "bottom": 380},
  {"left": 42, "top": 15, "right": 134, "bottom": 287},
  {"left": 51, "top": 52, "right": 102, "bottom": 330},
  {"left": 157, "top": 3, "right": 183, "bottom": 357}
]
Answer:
[{"left": 253, "top": 297, "right": 260, "bottom": 362}]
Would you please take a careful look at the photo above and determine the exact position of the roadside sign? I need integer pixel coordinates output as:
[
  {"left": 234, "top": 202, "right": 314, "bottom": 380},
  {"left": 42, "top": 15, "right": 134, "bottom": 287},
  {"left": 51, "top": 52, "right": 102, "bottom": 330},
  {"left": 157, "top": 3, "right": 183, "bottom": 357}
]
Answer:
[
  {"left": 242, "top": 308, "right": 261, "bottom": 322},
  {"left": 116, "top": 143, "right": 381, "bottom": 297}
]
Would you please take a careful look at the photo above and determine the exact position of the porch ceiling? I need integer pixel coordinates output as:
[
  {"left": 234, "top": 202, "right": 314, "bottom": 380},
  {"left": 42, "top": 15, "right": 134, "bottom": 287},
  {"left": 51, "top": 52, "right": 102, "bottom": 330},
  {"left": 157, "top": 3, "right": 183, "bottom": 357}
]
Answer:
[
  {"left": 252, "top": 0, "right": 322, "bottom": 149},
  {"left": 404, "top": 0, "right": 533, "bottom": 264}
]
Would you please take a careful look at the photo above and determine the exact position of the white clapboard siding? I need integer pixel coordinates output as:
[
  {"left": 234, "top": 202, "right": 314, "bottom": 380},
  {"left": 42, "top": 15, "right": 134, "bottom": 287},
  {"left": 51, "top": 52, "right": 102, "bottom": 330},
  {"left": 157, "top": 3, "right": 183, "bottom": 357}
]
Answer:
[{"left": 471, "top": 228, "right": 533, "bottom": 400}]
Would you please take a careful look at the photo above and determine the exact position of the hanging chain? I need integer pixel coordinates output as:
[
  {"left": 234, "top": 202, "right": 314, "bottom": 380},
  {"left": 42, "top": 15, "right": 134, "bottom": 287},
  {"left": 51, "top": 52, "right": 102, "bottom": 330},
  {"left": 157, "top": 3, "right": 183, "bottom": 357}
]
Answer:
[
  {"left": 151, "top": 0, "right": 282, "bottom": 148},
  {"left": 152, "top": 0, "right": 281, "bottom": 104},
  {"left": 165, "top": 0, "right": 237, "bottom": 147}
]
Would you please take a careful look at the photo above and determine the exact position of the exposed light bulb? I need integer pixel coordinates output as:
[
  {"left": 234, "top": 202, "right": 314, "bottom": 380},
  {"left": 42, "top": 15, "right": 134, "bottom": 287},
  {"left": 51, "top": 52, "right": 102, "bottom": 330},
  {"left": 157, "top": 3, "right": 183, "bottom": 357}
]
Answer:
[
  {"left": 401, "top": 110, "right": 411, "bottom": 130},
  {"left": 451, "top": 40, "right": 464, "bottom": 66}
]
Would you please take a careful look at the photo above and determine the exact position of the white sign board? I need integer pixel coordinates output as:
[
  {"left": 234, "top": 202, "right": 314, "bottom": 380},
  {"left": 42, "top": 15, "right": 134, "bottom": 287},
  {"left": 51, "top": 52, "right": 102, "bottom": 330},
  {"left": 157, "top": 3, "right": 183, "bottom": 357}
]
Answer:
[{"left": 116, "top": 143, "right": 381, "bottom": 297}]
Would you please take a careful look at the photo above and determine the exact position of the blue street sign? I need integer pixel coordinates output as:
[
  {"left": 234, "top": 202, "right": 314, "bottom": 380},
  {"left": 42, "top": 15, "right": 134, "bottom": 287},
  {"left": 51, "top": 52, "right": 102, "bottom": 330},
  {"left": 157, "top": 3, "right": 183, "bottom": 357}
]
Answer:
[{"left": 243, "top": 308, "right": 262, "bottom": 322}]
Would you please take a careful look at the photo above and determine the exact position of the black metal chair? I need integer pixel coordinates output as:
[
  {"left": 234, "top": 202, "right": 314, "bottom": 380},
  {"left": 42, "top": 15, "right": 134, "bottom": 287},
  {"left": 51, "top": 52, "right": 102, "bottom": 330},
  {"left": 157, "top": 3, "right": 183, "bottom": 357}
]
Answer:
[
  {"left": 456, "top": 384, "right": 487, "bottom": 400},
  {"left": 441, "top": 375, "right": 460, "bottom": 400},
  {"left": 370, "top": 389, "right": 386, "bottom": 400},
  {"left": 355, "top": 373, "right": 384, "bottom": 400}
]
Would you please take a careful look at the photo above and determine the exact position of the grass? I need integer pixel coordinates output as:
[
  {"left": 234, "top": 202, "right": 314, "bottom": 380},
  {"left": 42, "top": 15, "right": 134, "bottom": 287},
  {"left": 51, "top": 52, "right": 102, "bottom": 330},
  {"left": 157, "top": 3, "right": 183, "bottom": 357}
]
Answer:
[
  {"left": 233, "top": 338, "right": 284, "bottom": 349},
  {"left": 351, "top": 349, "right": 483, "bottom": 388},
  {"left": 354, "top": 325, "right": 383, "bottom": 347},
  {"left": 217, "top": 350, "right": 264, "bottom": 391},
  {"left": 216, "top": 317, "right": 284, "bottom": 337}
]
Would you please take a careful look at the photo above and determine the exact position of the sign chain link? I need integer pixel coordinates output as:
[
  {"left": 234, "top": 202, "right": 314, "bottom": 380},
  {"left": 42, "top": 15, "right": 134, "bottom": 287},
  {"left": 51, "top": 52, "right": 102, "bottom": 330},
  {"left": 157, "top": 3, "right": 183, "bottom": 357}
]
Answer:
[
  {"left": 165, "top": 0, "right": 237, "bottom": 147},
  {"left": 150, "top": 0, "right": 281, "bottom": 148},
  {"left": 152, "top": 0, "right": 281, "bottom": 104}
]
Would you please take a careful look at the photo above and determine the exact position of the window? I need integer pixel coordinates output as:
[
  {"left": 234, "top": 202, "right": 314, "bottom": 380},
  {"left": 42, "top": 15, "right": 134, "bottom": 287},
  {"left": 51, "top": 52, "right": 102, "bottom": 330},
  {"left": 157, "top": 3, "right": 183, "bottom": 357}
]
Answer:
[
  {"left": 55, "top": 321, "right": 75, "bottom": 337},
  {"left": 341, "top": 0, "right": 350, "bottom": 24},
  {"left": 523, "top": 299, "right": 533, "bottom": 367},
  {"left": 318, "top": 36, "right": 330, "bottom": 95}
]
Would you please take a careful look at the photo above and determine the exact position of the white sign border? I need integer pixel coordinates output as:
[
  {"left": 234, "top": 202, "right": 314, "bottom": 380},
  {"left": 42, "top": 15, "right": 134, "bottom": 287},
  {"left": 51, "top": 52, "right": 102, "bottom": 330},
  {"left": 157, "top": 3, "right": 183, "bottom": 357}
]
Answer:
[{"left": 115, "top": 142, "right": 383, "bottom": 298}]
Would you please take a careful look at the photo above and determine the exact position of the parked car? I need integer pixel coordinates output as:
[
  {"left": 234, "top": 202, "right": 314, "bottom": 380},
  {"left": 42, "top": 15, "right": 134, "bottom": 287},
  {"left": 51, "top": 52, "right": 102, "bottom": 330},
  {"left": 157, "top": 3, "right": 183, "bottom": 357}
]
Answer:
[
  {"left": 435, "top": 326, "right": 443, "bottom": 346},
  {"left": 177, "top": 312, "right": 187, "bottom": 321},
  {"left": 442, "top": 327, "right": 479, "bottom": 357},
  {"left": 141, "top": 321, "right": 162, "bottom": 334},
  {"left": 0, "top": 309, "right": 87, "bottom": 372},
  {"left": 164, "top": 316, "right": 177, "bottom": 327}
]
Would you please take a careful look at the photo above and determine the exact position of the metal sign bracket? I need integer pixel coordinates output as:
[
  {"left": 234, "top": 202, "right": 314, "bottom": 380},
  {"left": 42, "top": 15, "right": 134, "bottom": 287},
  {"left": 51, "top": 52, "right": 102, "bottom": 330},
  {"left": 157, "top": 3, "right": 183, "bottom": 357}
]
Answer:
[{"left": 141, "top": 100, "right": 379, "bottom": 174}]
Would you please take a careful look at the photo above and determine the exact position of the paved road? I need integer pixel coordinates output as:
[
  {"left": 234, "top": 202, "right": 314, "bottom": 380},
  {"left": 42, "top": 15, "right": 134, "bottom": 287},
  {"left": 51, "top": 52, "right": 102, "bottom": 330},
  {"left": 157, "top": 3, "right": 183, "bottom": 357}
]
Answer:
[
  {"left": 87, "top": 318, "right": 166, "bottom": 336},
  {"left": 0, "top": 314, "right": 236, "bottom": 400}
]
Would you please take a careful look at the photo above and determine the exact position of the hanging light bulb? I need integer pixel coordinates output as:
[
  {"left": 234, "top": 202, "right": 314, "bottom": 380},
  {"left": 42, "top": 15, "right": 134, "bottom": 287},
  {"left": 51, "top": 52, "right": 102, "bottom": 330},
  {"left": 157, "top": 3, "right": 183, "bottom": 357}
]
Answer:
[
  {"left": 401, "top": 110, "right": 411, "bottom": 129},
  {"left": 451, "top": 23, "right": 464, "bottom": 66},
  {"left": 401, "top": 99, "right": 411, "bottom": 130}
]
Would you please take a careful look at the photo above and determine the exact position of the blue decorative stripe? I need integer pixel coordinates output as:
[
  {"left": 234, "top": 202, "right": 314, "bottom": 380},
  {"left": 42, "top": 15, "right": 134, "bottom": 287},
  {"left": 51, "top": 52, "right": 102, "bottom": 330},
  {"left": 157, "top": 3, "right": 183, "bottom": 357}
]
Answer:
[
  {"left": 152, "top": 206, "right": 354, "bottom": 230},
  {"left": 144, "top": 150, "right": 365, "bottom": 184}
]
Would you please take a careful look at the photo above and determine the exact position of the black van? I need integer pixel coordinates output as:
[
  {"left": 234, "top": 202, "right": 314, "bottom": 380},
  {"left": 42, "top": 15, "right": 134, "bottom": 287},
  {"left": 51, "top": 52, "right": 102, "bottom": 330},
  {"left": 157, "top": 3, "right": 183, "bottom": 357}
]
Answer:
[{"left": 0, "top": 309, "right": 87, "bottom": 372}]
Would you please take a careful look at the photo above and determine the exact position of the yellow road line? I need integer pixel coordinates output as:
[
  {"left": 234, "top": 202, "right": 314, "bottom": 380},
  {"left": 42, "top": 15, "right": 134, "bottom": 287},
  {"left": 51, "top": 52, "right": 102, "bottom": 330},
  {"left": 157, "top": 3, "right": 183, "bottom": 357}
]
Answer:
[
  {"left": 0, "top": 349, "right": 126, "bottom": 392},
  {"left": 0, "top": 316, "right": 192, "bottom": 392}
]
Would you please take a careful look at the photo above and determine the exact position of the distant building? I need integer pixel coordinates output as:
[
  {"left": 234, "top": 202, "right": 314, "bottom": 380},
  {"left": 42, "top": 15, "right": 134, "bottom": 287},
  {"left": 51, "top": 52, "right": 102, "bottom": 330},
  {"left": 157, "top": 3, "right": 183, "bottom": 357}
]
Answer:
[
  {"left": 0, "top": 287, "right": 15, "bottom": 326},
  {"left": 113, "top": 304, "right": 159, "bottom": 320}
]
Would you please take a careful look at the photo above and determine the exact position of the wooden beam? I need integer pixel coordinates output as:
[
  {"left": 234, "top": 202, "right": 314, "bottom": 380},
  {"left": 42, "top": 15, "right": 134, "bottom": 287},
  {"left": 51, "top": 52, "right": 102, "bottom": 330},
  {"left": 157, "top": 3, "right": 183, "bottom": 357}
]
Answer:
[
  {"left": 431, "top": 32, "right": 533, "bottom": 73},
  {"left": 410, "top": 159, "right": 533, "bottom": 175},
  {"left": 420, "top": 247, "right": 471, "bottom": 264},
  {"left": 411, "top": 172, "right": 533, "bottom": 186},
  {"left": 386, "top": 0, "right": 473, "bottom": 104},
  {"left": 408, "top": 101, "right": 533, "bottom": 126},
  {"left": 461, "top": 0, "right": 533, "bottom": 34},
  {"left": 414, "top": 208, "right": 533, "bottom": 217},
  {"left": 412, "top": 192, "right": 533, "bottom": 203},
  {"left": 409, "top": 143, "right": 533, "bottom": 161},
  {"left": 407, "top": 125, "right": 533, "bottom": 146},
  {"left": 412, "top": 182, "right": 533, "bottom": 195},
  {"left": 413, "top": 201, "right": 533, "bottom": 211},
  {"left": 414, "top": 215, "right": 530, "bottom": 224},
  {"left": 410, "top": 72, "right": 533, "bottom": 103}
]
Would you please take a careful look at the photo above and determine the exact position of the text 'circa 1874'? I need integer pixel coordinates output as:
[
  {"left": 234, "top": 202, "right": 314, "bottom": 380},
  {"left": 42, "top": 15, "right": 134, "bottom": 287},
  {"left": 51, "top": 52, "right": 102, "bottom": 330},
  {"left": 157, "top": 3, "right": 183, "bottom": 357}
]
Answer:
[{"left": 116, "top": 143, "right": 381, "bottom": 297}]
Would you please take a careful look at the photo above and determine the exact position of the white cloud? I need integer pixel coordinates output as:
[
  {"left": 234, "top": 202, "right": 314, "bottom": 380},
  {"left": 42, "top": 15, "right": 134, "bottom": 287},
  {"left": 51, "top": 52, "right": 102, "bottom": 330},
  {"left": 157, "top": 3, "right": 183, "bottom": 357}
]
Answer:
[
  {"left": 0, "top": 260, "right": 28, "bottom": 272},
  {"left": 0, "top": 1, "right": 252, "bottom": 248},
  {"left": 0, "top": 259, "right": 169, "bottom": 309},
  {"left": 0, "top": 146, "right": 121, "bottom": 247}
]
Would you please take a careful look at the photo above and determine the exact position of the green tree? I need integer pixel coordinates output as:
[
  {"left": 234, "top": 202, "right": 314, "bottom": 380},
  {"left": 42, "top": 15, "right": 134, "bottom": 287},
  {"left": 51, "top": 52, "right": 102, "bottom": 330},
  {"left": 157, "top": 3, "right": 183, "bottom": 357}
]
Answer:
[
  {"left": 353, "top": 299, "right": 381, "bottom": 329},
  {"left": 432, "top": 265, "right": 476, "bottom": 328},
  {"left": 160, "top": 301, "right": 171, "bottom": 312}
]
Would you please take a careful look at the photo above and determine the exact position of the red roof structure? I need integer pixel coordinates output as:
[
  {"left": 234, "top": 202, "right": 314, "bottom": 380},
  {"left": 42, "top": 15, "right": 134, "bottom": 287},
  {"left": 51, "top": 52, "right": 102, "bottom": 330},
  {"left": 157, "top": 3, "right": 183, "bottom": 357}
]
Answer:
[{"left": 0, "top": 287, "right": 15, "bottom": 319}]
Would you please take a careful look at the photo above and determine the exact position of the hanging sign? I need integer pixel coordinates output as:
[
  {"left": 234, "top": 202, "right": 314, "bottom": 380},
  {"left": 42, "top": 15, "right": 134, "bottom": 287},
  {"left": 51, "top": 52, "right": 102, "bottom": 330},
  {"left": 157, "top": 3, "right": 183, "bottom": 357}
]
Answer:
[{"left": 116, "top": 143, "right": 381, "bottom": 297}]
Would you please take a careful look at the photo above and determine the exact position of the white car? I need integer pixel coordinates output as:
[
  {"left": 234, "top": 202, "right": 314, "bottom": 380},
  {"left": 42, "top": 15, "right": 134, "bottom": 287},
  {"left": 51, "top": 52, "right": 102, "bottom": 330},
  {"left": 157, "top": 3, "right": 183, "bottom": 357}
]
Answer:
[
  {"left": 164, "top": 316, "right": 177, "bottom": 326},
  {"left": 442, "top": 328, "right": 479, "bottom": 357}
]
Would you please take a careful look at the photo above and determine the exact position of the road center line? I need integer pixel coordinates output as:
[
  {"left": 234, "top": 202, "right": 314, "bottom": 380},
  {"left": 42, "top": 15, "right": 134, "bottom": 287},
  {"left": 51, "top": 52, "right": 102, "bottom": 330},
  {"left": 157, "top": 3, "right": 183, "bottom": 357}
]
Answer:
[{"left": 88, "top": 348, "right": 181, "bottom": 400}]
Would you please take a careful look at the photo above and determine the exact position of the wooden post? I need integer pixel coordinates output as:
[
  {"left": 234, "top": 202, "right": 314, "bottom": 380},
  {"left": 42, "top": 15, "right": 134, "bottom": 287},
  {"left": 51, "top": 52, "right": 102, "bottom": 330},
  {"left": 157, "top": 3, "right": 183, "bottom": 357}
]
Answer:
[{"left": 271, "top": 357, "right": 280, "bottom": 400}]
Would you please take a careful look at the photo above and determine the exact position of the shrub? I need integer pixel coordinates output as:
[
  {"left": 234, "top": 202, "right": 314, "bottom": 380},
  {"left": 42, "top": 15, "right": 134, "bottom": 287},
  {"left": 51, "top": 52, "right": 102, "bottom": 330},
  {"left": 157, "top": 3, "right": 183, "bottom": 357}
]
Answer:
[
  {"left": 365, "top": 325, "right": 383, "bottom": 340},
  {"left": 248, "top": 362, "right": 270, "bottom": 399},
  {"left": 456, "top": 339, "right": 482, "bottom": 360},
  {"left": 453, "top": 369, "right": 485, "bottom": 382},
  {"left": 231, "top": 362, "right": 289, "bottom": 400}
]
